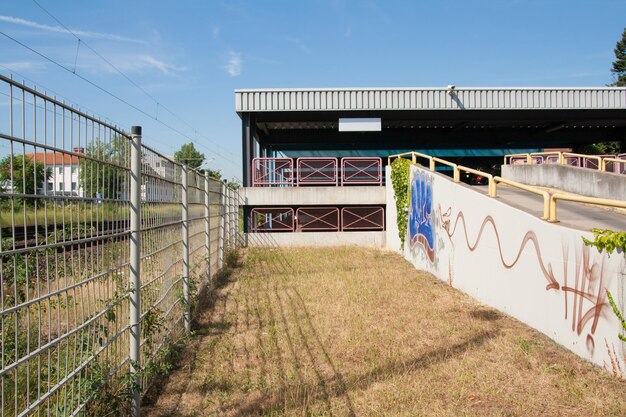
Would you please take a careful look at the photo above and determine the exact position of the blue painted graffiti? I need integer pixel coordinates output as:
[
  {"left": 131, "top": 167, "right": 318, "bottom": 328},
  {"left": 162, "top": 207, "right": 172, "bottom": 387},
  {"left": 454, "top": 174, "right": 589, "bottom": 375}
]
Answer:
[{"left": 409, "top": 170, "right": 435, "bottom": 261}]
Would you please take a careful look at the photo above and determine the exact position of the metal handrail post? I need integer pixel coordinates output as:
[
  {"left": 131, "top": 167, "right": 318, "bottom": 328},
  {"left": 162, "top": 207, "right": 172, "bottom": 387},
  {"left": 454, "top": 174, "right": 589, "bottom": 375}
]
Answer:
[
  {"left": 204, "top": 172, "right": 211, "bottom": 286},
  {"left": 181, "top": 163, "right": 190, "bottom": 333},
  {"left": 129, "top": 126, "right": 142, "bottom": 417}
]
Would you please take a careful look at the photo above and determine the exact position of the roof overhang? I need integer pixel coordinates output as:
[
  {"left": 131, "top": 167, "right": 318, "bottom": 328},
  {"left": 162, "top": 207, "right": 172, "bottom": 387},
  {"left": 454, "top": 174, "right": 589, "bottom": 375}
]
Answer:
[
  {"left": 235, "top": 87, "right": 626, "bottom": 154},
  {"left": 236, "top": 86, "right": 626, "bottom": 113}
]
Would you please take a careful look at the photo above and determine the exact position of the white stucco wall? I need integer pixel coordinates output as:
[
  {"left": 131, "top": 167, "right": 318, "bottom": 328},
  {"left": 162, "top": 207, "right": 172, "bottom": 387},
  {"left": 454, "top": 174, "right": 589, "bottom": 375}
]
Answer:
[
  {"left": 46, "top": 164, "right": 83, "bottom": 196},
  {"left": 402, "top": 164, "right": 626, "bottom": 372}
]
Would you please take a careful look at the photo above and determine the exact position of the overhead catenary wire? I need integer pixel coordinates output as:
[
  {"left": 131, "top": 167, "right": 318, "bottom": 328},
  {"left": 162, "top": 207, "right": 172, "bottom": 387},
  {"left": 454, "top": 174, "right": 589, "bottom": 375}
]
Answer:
[
  {"left": 30, "top": 0, "right": 239, "bottom": 162},
  {"left": 0, "top": 30, "right": 239, "bottom": 168},
  {"left": 0, "top": 62, "right": 118, "bottom": 128}
]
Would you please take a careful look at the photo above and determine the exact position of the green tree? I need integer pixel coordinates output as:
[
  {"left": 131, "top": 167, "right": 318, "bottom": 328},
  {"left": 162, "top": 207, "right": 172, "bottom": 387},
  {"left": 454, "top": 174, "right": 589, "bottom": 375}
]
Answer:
[
  {"left": 609, "top": 28, "right": 626, "bottom": 152},
  {"left": 226, "top": 180, "right": 240, "bottom": 190},
  {"left": 174, "top": 143, "right": 205, "bottom": 169},
  {"left": 0, "top": 154, "right": 50, "bottom": 201},
  {"left": 204, "top": 168, "right": 222, "bottom": 180},
  {"left": 610, "top": 28, "right": 626, "bottom": 87},
  {"left": 79, "top": 135, "right": 130, "bottom": 199},
  {"left": 575, "top": 141, "right": 621, "bottom": 155}
]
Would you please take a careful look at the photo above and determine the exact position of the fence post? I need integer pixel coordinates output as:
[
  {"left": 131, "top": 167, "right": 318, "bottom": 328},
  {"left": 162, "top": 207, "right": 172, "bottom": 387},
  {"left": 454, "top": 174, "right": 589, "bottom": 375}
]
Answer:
[
  {"left": 205, "top": 172, "right": 211, "bottom": 286},
  {"left": 129, "top": 126, "right": 142, "bottom": 417},
  {"left": 229, "top": 186, "right": 234, "bottom": 248},
  {"left": 218, "top": 181, "right": 225, "bottom": 269},
  {"left": 182, "top": 163, "right": 190, "bottom": 333},
  {"left": 234, "top": 190, "right": 239, "bottom": 248},
  {"left": 228, "top": 187, "right": 233, "bottom": 249}
]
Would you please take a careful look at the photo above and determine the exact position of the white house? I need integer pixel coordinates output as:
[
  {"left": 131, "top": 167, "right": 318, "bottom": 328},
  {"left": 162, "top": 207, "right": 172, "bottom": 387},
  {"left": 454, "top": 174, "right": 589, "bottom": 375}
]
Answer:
[{"left": 27, "top": 149, "right": 83, "bottom": 197}]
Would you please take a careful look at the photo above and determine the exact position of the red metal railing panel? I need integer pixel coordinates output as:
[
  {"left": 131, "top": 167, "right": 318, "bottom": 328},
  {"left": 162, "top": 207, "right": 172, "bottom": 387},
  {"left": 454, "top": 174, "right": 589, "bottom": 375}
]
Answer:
[
  {"left": 510, "top": 156, "right": 530, "bottom": 165},
  {"left": 250, "top": 208, "right": 294, "bottom": 232},
  {"left": 341, "top": 157, "right": 382, "bottom": 185},
  {"left": 510, "top": 156, "right": 545, "bottom": 164},
  {"left": 252, "top": 157, "right": 293, "bottom": 186},
  {"left": 341, "top": 206, "right": 385, "bottom": 231},
  {"left": 296, "top": 157, "right": 338, "bottom": 186},
  {"left": 583, "top": 155, "right": 613, "bottom": 170},
  {"left": 295, "top": 207, "right": 340, "bottom": 231}
]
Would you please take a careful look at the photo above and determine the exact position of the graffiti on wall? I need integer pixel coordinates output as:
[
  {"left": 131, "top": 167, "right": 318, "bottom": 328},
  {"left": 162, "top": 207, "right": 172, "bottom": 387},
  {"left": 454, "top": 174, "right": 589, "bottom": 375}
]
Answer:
[
  {"left": 408, "top": 170, "right": 435, "bottom": 262},
  {"left": 405, "top": 165, "right": 623, "bottom": 368}
]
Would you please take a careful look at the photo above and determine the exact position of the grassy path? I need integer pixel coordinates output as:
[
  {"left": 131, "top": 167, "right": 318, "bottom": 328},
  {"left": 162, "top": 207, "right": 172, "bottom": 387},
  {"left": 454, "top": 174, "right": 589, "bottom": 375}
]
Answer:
[{"left": 142, "top": 247, "right": 626, "bottom": 417}]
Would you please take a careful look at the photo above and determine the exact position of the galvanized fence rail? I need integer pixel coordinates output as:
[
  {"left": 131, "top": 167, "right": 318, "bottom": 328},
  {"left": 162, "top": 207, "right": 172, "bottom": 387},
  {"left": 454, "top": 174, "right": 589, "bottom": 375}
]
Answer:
[{"left": 0, "top": 75, "right": 241, "bottom": 416}]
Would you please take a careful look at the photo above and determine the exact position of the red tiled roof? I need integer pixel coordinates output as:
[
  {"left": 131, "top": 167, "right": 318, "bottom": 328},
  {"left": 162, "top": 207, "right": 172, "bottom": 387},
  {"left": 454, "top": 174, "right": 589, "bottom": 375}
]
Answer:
[{"left": 26, "top": 152, "right": 80, "bottom": 165}]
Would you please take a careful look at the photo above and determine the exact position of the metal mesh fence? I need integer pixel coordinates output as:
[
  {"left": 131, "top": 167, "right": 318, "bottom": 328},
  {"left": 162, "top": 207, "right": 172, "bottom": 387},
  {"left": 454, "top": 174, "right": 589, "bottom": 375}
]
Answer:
[{"left": 0, "top": 75, "right": 241, "bottom": 416}]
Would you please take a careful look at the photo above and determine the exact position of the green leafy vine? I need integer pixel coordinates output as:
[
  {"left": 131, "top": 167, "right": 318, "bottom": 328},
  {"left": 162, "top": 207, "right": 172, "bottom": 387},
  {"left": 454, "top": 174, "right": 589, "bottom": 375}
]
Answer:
[
  {"left": 583, "top": 228, "right": 626, "bottom": 255},
  {"left": 390, "top": 158, "right": 411, "bottom": 249},
  {"left": 582, "top": 228, "right": 626, "bottom": 342}
]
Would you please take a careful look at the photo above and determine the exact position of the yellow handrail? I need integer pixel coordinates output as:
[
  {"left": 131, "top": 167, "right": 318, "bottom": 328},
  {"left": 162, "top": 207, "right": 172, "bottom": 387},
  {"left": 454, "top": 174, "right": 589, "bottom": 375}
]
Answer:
[
  {"left": 388, "top": 152, "right": 495, "bottom": 197},
  {"left": 387, "top": 151, "right": 416, "bottom": 166},
  {"left": 601, "top": 157, "right": 626, "bottom": 172},
  {"left": 504, "top": 153, "right": 529, "bottom": 165},
  {"left": 561, "top": 152, "right": 602, "bottom": 170},
  {"left": 458, "top": 165, "right": 495, "bottom": 197},
  {"left": 494, "top": 176, "right": 550, "bottom": 219},
  {"left": 549, "top": 193, "right": 626, "bottom": 222},
  {"left": 391, "top": 151, "right": 625, "bottom": 224},
  {"left": 504, "top": 151, "right": 621, "bottom": 171},
  {"left": 504, "top": 151, "right": 563, "bottom": 165},
  {"left": 432, "top": 157, "right": 459, "bottom": 182}
]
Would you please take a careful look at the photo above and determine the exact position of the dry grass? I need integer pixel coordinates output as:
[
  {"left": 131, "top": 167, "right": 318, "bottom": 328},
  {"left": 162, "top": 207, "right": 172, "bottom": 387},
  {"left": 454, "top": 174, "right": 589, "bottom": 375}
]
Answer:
[{"left": 142, "top": 246, "right": 626, "bottom": 417}]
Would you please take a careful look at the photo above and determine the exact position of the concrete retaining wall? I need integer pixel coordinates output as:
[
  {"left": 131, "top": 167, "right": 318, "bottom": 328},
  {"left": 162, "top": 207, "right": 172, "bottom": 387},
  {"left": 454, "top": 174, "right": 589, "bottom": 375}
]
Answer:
[
  {"left": 404, "top": 163, "right": 626, "bottom": 372},
  {"left": 241, "top": 186, "right": 385, "bottom": 206},
  {"left": 246, "top": 231, "right": 386, "bottom": 248},
  {"left": 502, "top": 164, "right": 626, "bottom": 200}
]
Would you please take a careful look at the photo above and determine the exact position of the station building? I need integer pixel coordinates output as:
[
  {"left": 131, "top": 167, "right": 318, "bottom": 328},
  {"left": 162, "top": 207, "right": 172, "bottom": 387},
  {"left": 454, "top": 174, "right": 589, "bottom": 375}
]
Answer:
[{"left": 236, "top": 86, "right": 626, "bottom": 246}]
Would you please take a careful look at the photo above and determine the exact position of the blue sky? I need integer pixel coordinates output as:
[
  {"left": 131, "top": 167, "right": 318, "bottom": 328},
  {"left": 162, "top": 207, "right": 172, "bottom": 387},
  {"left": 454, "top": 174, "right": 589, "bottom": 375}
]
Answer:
[{"left": 1, "top": 0, "right": 625, "bottom": 180}]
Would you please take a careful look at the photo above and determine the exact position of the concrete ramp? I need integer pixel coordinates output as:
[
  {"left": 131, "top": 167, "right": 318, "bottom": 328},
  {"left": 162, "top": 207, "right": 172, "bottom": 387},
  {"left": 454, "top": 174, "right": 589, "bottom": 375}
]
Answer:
[{"left": 502, "top": 163, "right": 626, "bottom": 200}]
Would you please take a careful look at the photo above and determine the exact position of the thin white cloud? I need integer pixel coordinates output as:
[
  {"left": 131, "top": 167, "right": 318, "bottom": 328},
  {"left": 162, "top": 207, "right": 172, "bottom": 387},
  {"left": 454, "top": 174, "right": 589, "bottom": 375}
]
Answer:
[
  {"left": 0, "top": 15, "right": 144, "bottom": 43},
  {"left": 212, "top": 25, "right": 221, "bottom": 40},
  {"left": 284, "top": 36, "right": 311, "bottom": 54},
  {"left": 138, "top": 55, "right": 186, "bottom": 75},
  {"left": 0, "top": 61, "right": 47, "bottom": 71},
  {"left": 224, "top": 51, "right": 242, "bottom": 76},
  {"left": 75, "top": 54, "right": 186, "bottom": 75},
  {"left": 345, "top": 24, "right": 352, "bottom": 38}
]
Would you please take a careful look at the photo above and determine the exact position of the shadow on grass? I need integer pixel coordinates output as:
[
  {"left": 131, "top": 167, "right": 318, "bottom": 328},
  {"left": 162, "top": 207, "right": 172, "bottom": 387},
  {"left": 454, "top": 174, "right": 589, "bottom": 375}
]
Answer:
[
  {"left": 141, "top": 250, "right": 243, "bottom": 409},
  {"left": 217, "top": 329, "right": 499, "bottom": 417},
  {"left": 207, "top": 248, "right": 499, "bottom": 417},
  {"left": 469, "top": 308, "right": 503, "bottom": 322}
]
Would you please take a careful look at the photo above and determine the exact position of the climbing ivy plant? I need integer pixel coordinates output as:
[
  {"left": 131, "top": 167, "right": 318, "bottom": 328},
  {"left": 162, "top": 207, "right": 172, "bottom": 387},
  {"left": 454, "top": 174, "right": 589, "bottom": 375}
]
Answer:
[
  {"left": 583, "top": 228, "right": 626, "bottom": 342},
  {"left": 391, "top": 157, "right": 411, "bottom": 249},
  {"left": 583, "top": 229, "right": 626, "bottom": 255}
]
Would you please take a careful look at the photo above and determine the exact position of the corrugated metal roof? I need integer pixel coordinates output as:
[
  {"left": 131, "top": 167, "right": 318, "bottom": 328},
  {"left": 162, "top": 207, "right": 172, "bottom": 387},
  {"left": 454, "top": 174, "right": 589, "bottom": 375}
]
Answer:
[{"left": 235, "top": 87, "right": 626, "bottom": 112}]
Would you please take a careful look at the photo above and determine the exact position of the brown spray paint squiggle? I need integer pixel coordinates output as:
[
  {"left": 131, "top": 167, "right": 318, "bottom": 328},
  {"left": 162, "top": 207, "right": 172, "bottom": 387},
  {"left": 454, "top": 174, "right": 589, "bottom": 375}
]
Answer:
[
  {"left": 437, "top": 207, "right": 613, "bottom": 354},
  {"left": 442, "top": 210, "right": 560, "bottom": 290}
]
